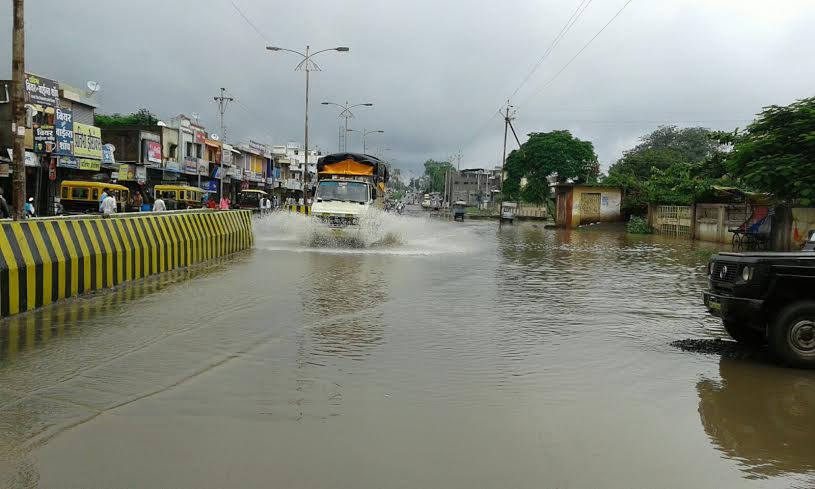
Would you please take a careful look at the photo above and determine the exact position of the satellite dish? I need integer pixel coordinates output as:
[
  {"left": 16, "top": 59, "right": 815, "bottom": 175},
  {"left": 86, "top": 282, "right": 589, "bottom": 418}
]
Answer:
[
  {"left": 86, "top": 81, "right": 101, "bottom": 94},
  {"left": 211, "top": 133, "right": 220, "bottom": 141},
  {"left": 157, "top": 121, "right": 167, "bottom": 127}
]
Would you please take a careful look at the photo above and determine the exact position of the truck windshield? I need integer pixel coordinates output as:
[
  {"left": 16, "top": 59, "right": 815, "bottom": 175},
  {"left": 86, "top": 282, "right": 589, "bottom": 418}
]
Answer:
[{"left": 316, "top": 181, "right": 368, "bottom": 203}]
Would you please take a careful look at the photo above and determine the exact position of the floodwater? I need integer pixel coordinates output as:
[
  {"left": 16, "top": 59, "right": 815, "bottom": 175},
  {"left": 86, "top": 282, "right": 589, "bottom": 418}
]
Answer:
[{"left": 0, "top": 210, "right": 813, "bottom": 489}]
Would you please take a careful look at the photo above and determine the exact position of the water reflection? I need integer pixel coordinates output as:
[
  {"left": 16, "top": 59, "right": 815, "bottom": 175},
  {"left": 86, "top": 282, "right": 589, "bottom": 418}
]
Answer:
[
  {"left": 697, "top": 357, "right": 815, "bottom": 480},
  {"left": 302, "top": 253, "right": 388, "bottom": 360}
]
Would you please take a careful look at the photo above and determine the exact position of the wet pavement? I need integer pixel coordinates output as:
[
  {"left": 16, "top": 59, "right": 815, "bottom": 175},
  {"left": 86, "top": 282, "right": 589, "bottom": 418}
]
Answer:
[{"left": 0, "top": 212, "right": 813, "bottom": 489}]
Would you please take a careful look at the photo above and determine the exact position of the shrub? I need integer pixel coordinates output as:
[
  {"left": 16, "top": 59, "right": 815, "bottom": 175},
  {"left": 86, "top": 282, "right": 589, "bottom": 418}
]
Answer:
[{"left": 627, "top": 216, "right": 653, "bottom": 234}]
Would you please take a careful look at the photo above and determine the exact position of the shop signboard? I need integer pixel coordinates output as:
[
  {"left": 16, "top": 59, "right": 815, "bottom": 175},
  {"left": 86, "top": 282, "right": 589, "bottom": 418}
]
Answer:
[
  {"left": 184, "top": 158, "right": 197, "bottom": 174},
  {"left": 198, "top": 161, "right": 208, "bottom": 175},
  {"left": 78, "top": 158, "right": 101, "bottom": 171},
  {"left": 25, "top": 151, "right": 38, "bottom": 167},
  {"left": 165, "top": 161, "right": 181, "bottom": 173},
  {"left": 222, "top": 147, "right": 233, "bottom": 166},
  {"left": 33, "top": 125, "right": 56, "bottom": 153},
  {"left": 24, "top": 73, "right": 59, "bottom": 107},
  {"left": 102, "top": 144, "right": 116, "bottom": 165},
  {"left": 48, "top": 160, "right": 57, "bottom": 181},
  {"left": 0, "top": 164, "right": 10, "bottom": 177},
  {"left": 57, "top": 156, "right": 79, "bottom": 169},
  {"left": 135, "top": 166, "right": 147, "bottom": 184},
  {"left": 205, "top": 180, "right": 218, "bottom": 192},
  {"left": 119, "top": 164, "right": 135, "bottom": 180},
  {"left": 194, "top": 131, "right": 205, "bottom": 144},
  {"left": 146, "top": 140, "right": 162, "bottom": 164},
  {"left": 211, "top": 166, "right": 225, "bottom": 179},
  {"left": 73, "top": 123, "right": 103, "bottom": 160},
  {"left": 54, "top": 108, "right": 74, "bottom": 155}
]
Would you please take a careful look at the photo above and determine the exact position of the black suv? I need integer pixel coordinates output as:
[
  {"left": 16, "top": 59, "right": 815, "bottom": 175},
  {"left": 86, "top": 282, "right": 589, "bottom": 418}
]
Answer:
[{"left": 703, "top": 250, "right": 815, "bottom": 368}]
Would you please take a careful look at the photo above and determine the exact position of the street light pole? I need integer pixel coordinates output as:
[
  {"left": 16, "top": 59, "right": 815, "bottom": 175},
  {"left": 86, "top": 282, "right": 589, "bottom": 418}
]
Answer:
[
  {"left": 213, "top": 87, "right": 234, "bottom": 200},
  {"left": 266, "top": 45, "right": 349, "bottom": 204},
  {"left": 346, "top": 128, "right": 384, "bottom": 154},
  {"left": 11, "top": 0, "right": 26, "bottom": 220},
  {"left": 321, "top": 101, "right": 373, "bottom": 152}
]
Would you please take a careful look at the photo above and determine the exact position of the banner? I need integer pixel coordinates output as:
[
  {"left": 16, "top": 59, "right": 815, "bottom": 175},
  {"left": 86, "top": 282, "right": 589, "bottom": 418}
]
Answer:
[
  {"left": 25, "top": 151, "right": 38, "bottom": 167},
  {"left": 184, "top": 158, "right": 197, "bottom": 174},
  {"left": 24, "top": 73, "right": 59, "bottom": 107},
  {"left": 119, "top": 164, "right": 135, "bottom": 180},
  {"left": 102, "top": 144, "right": 116, "bottom": 165},
  {"left": 54, "top": 108, "right": 74, "bottom": 155},
  {"left": 78, "top": 158, "right": 101, "bottom": 171},
  {"left": 146, "top": 140, "right": 162, "bottom": 164},
  {"left": 135, "top": 166, "right": 147, "bottom": 184},
  {"left": 73, "top": 123, "right": 103, "bottom": 159},
  {"left": 33, "top": 125, "right": 56, "bottom": 153},
  {"left": 165, "top": 161, "right": 181, "bottom": 173},
  {"left": 195, "top": 131, "right": 205, "bottom": 144}
]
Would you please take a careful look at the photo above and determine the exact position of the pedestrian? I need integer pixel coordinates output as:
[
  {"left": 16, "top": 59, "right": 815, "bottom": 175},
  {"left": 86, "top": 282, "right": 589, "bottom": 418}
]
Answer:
[
  {"left": 24, "top": 197, "right": 36, "bottom": 218},
  {"left": 0, "top": 188, "right": 9, "bottom": 218},
  {"left": 219, "top": 195, "right": 230, "bottom": 210},
  {"left": 99, "top": 188, "right": 108, "bottom": 212},
  {"left": 153, "top": 194, "right": 166, "bottom": 212},
  {"left": 100, "top": 188, "right": 117, "bottom": 216},
  {"left": 207, "top": 196, "right": 217, "bottom": 209},
  {"left": 133, "top": 191, "right": 144, "bottom": 212}
]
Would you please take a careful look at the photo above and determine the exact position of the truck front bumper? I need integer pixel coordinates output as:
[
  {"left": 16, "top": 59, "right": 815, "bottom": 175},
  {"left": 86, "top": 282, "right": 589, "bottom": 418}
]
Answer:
[{"left": 703, "top": 291, "right": 764, "bottom": 326}]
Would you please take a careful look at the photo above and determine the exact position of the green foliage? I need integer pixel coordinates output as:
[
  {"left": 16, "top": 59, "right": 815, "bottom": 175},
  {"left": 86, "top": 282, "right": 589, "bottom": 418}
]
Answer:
[
  {"left": 722, "top": 96, "right": 815, "bottom": 205},
  {"left": 95, "top": 108, "right": 159, "bottom": 128},
  {"left": 422, "top": 159, "right": 455, "bottom": 193},
  {"left": 627, "top": 216, "right": 652, "bottom": 234},
  {"left": 606, "top": 126, "right": 732, "bottom": 215},
  {"left": 503, "top": 130, "right": 598, "bottom": 203}
]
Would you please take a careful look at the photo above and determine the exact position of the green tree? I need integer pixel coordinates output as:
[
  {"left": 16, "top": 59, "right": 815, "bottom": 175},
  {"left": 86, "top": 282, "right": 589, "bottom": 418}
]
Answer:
[
  {"left": 95, "top": 108, "right": 159, "bottom": 127},
  {"left": 721, "top": 96, "right": 815, "bottom": 205},
  {"left": 606, "top": 126, "right": 729, "bottom": 215},
  {"left": 503, "top": 130, "right": 598, "bottom": 203},
  {"left": 422, "top": 159, "right": 455, "bottom": 193}
]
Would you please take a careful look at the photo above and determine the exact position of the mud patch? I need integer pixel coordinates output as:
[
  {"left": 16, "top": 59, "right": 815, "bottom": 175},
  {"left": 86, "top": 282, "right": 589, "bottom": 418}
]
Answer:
[{"left": 671, "top": 338, "right": 775, "bottom": 363}]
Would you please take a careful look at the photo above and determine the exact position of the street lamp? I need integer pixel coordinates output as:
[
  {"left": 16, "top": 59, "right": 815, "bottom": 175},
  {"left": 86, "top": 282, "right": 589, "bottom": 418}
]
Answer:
[
  {"left": 266, "top": 45, "right": 349, "bottom": 202},
  {"left": 346, "top": 128, "right": 384, "bottom": 154},
  {"left": 321, "top": 101, "right": 373, "bottom": 152}
]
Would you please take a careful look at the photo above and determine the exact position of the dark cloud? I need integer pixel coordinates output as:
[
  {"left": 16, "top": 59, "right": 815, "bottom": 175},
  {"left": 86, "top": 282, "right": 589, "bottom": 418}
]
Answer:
[{"left": 3, "top": 0, "right": 813, "bottom": 174}]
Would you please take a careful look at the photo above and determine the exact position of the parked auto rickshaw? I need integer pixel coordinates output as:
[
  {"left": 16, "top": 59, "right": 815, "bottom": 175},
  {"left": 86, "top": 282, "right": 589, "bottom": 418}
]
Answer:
[
  {"left": 236, "top": 189, "right": 267, "bottom": 212},
  {"left": 59, "top": 181, "right": 130, "bottom": 214},
  {"left": 453, "top": 200, "right": 467, "bottom": 222},
  {"left": 500, "top": 201, "right": 517, "bottom": 225},
  {"left": 154, "top": 185, "right": 205, "bottom": 210}
]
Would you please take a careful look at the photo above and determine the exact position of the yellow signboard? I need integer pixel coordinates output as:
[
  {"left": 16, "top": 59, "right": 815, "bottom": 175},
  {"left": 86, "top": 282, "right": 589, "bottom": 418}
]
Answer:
[
  {"left": 73, "top": 123, "right": 103, "bottom": 160},
  {"left": 79, "top": 158, "right": 101, "bottom": 171}
]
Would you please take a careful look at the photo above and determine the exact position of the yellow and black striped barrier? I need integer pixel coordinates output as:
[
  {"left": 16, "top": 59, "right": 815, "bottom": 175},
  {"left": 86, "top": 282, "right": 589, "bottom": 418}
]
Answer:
[
  {"left": 0, "top": 210, "right": 252, "bottom": 318},
  {"left": 286, "top": 204, "right": 311, "bottom": 215}
]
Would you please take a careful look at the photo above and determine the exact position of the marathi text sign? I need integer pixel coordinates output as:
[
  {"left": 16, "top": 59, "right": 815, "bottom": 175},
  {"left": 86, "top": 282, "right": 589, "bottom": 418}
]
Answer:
[
  {"left": 24, "top": 73, "right": 59, "bottom": 107},
  {"left": 79, "top": 158, "right": 100, "bottom": 171},
  {"left": 119, "top": 164, "right": 135, "bottom": 180},
  {"left": 55, "top": 108, "right": 74, "bottom": 155},
  {"left": 73, "top": 123, "right": 102, "bottom": 159},
  {"left": 33, "top": 125, "right": 56, "bottom": 153}
]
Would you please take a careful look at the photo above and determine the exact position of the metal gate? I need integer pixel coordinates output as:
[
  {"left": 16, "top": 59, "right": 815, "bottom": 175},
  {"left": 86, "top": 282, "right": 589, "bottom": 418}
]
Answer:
[{"left": 580, "top": 193, "right": 601, "bottom": 223}]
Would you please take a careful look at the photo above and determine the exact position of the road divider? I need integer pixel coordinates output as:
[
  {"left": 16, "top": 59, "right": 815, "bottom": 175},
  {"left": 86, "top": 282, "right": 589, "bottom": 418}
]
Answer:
[
  {"left": 286, "top": 204, "right": 311, "bottom": 215},
  {"left": 0, "top": 210, "right": 253, "bottom": 318}
]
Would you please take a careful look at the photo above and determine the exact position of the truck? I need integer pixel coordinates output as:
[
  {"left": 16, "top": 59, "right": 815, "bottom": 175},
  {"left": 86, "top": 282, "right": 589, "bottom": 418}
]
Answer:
[
  {"left": 310, "top": 152, "right": 389, "bottom": 230},
  {"left": 703, "top": 233, "right": 815, "bottom": 368}
]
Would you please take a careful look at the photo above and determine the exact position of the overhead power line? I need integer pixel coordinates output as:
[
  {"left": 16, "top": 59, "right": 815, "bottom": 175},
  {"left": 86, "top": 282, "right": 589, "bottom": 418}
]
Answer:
[
  {"left": 229, "top": 1, "right": 272, "bottom": 43},
  {"left": 510, "top": 0, "right": 594, "bottom": 99},
  {"left": 521, "top": 0, "right": 635, "bottom": 106}
]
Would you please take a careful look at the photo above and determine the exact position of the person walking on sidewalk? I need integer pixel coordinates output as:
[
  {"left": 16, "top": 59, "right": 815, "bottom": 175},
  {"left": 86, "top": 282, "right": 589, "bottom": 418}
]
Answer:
[
  {"left": 152, "top": 195, "right": 166, "bottom": 212},
  {"left": 219, "top": 195, "right": 230, "bottom": 210},
  {"left": 100, "top": 188, "right": 117, "bottom": 216}
]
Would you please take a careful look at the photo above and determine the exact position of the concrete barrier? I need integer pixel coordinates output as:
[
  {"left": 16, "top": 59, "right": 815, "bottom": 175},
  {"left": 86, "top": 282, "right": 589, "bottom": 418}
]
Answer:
[
  {"left": 0, "top": 210, "right": 253, "bottom": 318},
  {"left": 286, "top": 204, "right": 311, "bottom": 215}
]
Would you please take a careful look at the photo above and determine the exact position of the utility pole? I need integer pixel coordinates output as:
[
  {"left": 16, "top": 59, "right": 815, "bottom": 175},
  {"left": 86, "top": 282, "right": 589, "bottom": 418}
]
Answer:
[
  {"left": 11, "top": 0, "right": 26, "bottom": 220},
  {"left": 213, "top": 87, "right": 234, "bottom": 199}
]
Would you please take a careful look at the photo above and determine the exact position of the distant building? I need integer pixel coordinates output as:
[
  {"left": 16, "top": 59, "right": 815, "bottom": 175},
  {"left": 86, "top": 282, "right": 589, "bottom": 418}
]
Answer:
[
  {"left": 446, "top": 168, "right": 499, "bottom": 207},
  {"left": 554, "top": 184, "right": 622, "bottom": 228}
]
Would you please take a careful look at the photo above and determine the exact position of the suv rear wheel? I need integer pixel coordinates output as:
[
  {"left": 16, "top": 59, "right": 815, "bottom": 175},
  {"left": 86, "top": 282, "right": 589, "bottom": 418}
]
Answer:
[
  {"left": 770, "top": 302, "right": 815, "bottom": 369},
  {"left": 722, "top": 320, "right": 765, "bottom": 346}
]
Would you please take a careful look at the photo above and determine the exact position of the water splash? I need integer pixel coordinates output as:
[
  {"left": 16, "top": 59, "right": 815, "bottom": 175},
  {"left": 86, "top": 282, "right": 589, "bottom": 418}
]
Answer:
[{"left": 253, "top": 209, "right": 482, "bottom": 255}]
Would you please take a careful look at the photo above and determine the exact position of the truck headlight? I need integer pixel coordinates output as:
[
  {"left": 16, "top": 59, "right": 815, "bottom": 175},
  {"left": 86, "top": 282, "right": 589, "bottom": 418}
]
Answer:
[{"left": 741, "top": 266, "right": 753, "bottom": 281}]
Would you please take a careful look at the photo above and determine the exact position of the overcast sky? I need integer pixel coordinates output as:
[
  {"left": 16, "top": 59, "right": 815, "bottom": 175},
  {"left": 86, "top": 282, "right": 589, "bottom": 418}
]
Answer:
[{"left": 3, "top": 0, "right": 814, "bottom": 178}]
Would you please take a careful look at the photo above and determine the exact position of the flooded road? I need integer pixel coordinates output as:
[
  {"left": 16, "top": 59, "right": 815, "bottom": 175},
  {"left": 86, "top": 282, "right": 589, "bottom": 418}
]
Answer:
[{"left": 1, "top": 212, "right": 813, "bottom": 489}]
